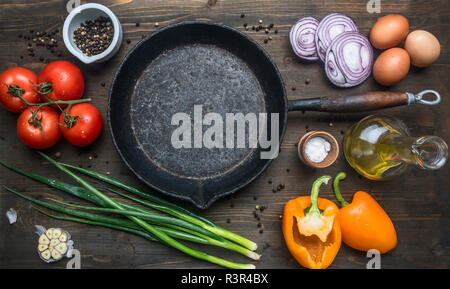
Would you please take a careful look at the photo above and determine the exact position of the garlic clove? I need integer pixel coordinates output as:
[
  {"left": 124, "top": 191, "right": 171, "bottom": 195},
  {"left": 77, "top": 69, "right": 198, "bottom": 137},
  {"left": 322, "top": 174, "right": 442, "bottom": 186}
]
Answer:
[
  {"left": 50, "top": 238, "right": 60, "bottom": 247},
  {"left": 59, "top": 232, "right": 68, "bottom": 242},
  {"left": 39, "top": 234, "right": 50, "bottom": 245},
  {"left": 38, "top": 244, "right": 48, "bottom": 252},
  {"left": 41, "top": 249, "right": 51, "bottom": 260},
  {"left": 52, "top": 228, "right": 62, "bottom": 239},
  {"left": 45, "top": 228, "right": 54, "bottom": 239},
  {"left": 55, "top": 242, "right": 67, "bottom": 255},
  {"left": 51, "top": 249, "right": 62, "bottom": 260}
]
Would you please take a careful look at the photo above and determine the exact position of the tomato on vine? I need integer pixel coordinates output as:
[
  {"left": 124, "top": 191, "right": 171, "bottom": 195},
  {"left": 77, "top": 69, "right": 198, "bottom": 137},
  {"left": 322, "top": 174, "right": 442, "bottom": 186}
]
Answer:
[
  {"left": 37, "top": 61, "right": 84, "bottom": 105},
  {"left": 59, "top": 103, "right": 102, "bottom": 147},
  {"left": 17, "top": 106, "right": 61, "bottom": 149},
  {"left": 0, "top": 67, "right": 41, "bottom": 113}
]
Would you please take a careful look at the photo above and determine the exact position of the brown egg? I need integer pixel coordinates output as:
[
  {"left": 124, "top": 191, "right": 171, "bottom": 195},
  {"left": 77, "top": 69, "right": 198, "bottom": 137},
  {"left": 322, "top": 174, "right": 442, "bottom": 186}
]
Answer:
[
  {"left": 405, "top": 30, "right": 440, "bottom": 67},
  {"left": 373, "top": 48, "right": 410, "bottom": 86},
  {"left": 370, "top": 14, "right": 409, "bottom": 50}
]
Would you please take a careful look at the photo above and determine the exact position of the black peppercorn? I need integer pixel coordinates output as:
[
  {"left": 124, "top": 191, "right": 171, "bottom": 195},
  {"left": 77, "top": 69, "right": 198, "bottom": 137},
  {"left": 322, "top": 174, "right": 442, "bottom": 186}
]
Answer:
[{"left": 73, "top": 16, "right": 114, "bottom": 56}]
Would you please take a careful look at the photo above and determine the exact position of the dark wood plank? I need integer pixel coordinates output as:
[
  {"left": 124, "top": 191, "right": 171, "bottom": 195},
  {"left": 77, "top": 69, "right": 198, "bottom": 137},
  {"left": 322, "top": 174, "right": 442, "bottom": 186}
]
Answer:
[{"left": 0, "top": 0, "right": 449, "bottom": 269}]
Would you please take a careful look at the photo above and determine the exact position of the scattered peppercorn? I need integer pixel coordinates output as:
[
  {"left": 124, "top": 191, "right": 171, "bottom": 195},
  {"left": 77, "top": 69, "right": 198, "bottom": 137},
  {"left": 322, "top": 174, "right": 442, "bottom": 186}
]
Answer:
[
  {"left": 268, "top": 36, "right": 272, "bottom": 40},
  {"left": 305, "top": 78, "right": 311, "bottom": 84},
  {"left": 269, "top": 23, "right": 274, "bottom": 28},
  {"left": 226, "top": 218, "right": 231, "bottom": 223},
  {"left": 55, "top": 152, "right": 62, "bottom": 158},
  {"left": 101, "top": 82, "right": 106, "bottom": 87},
  {"left": 258, "top": 19, "right": 263, "bottom": 24},
  {"left": 274, "top": 29, "right": 278, "bottom": 34},
  {"left": 243, "top": 23, "right": 247, "bottom": 28},
  {"left": 73, "top": 16, "right": 114, "bottom": 56},
  {"left": 126, "top": 39, "right": 131, "bottom": 44},
  {"left": 241, "top": 13, "right": 245, "bottom": 18},
  {"left": 155, "top": 22, "right": 159, "bottom": 27},
  {"left": 136, "top": 22, "right": 140, "bottom": 27},
  {"left": 263, "top": 39, "right": 268, "bottom": 44},
  {"left": 291, "top": 86, "right": 296, "bottom": 91}
]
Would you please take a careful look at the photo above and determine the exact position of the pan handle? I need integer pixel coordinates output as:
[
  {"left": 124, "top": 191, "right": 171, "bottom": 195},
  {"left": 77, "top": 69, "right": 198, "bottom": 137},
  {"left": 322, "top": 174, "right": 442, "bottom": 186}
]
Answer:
[{"left": 287, "top": 90, "right": 441, "bottom": 112}]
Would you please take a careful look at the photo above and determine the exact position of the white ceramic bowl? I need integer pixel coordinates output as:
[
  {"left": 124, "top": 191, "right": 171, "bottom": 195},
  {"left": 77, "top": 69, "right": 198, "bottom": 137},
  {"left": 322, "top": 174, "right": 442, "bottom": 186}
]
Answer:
[{"left": 63, "top": 3, "right": 122, "bottom": 64}]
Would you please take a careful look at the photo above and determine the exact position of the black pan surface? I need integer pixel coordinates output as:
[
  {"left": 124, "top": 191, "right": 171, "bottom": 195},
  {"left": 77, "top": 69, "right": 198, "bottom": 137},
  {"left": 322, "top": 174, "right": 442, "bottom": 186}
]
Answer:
[{"left": 109, "top": 21, "right": 287, "bottom": 209}]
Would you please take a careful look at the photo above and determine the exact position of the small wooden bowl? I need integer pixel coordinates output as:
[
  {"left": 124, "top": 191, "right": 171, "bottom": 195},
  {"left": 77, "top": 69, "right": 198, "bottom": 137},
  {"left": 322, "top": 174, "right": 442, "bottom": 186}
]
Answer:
[{"left": 297, "top": 131, "right": 339, "bottom": 169}]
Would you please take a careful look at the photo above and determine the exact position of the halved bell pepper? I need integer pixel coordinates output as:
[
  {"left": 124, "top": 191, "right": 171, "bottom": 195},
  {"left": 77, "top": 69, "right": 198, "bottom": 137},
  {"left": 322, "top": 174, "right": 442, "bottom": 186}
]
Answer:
[
  {"left": 333, "top": 172, "right": 397, "bottom": 254},
  {"left": 282, "top": 176, "right": 341, "bottom": 269}
]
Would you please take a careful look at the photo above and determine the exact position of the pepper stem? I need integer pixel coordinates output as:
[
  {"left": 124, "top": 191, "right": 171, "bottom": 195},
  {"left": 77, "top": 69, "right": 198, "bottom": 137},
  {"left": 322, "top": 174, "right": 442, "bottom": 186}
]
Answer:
[
  {"left": 333, "top": 172, "right": 349, "bottom": 207},
  {"left": 304, "top": 175, "right": 331, "bottom": 216}
]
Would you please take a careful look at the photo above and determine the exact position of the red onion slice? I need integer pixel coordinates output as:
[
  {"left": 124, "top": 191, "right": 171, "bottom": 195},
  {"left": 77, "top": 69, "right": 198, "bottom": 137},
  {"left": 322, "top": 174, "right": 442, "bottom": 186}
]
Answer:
[
  {"left": 289, "top": 17, "right": 320, "bottom": 61},
  {"left": 325, "top": 32, "right": 373, "bottom": 88},
  {"left": 315, "top": 13, "right": 359, "bottom": 62}
]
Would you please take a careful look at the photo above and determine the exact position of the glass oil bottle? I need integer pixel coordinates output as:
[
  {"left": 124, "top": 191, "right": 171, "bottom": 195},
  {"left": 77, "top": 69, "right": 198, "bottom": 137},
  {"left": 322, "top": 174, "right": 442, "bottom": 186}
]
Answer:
[{"left": 343, "top": 115, "right": 448, "bottom": 180}]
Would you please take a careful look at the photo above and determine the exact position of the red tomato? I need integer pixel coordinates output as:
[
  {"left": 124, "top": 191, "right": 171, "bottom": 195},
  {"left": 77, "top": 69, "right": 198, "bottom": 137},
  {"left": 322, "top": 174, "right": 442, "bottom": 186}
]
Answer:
[
  {"left": 38, "top": 61, "right": 84, "bottom": 104},
  {"left": 59, "top": 103, "right": 102, "bottom": 147},
  {"left": 17, "top": 106, "right": 61, "bottom": 149},
  {"left": 0, "top": 67, "right": 40, "bottom": 113}
]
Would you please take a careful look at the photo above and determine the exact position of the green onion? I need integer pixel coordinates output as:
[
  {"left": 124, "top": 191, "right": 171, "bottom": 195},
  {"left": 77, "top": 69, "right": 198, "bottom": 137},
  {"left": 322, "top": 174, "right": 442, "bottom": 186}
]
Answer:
[
  {"left": 57, "top": 162, "right": 215, "bottom": 226},
  {"left": 0, "top": 160, "right": 258, "bottom": 260},
  {"left": 59, "top": 163, "right": 257, "bottom": 251},
  {"left": 6, "top": 186, "right": 257, "bottom": 267},
  {"left": 0, "top": 159, "right": 257, "bottom": 251},
  {"left": 33, "top": 206, "right": 215, "bottom": 245},
  {"left": 37, "top": 152, "right": 256, "bottom": 269},
  {"left": 0, "top": 160, "right": 107, "bottom": 207},
  {"left": 48, "top": 198, "right": 259, "bottom": 260}
]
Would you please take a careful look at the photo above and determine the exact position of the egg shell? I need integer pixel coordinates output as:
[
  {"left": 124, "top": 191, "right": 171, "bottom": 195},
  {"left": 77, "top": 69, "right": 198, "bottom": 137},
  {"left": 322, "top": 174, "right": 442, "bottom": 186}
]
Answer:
[
  {"left": 405, "top": 30, "right": 440, "bottom": 67},
  {"left": 373, "top": 48, "right": 410, "bottom": 86},
  {"left": 370, "top": 14, "right": 409, "bottom": 50}
]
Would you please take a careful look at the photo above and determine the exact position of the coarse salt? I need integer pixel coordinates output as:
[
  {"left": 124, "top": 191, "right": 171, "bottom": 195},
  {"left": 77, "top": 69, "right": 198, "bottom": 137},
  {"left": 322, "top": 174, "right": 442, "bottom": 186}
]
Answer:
[{"left": 305, "top": 137, "right": 331, "bottom": 163}]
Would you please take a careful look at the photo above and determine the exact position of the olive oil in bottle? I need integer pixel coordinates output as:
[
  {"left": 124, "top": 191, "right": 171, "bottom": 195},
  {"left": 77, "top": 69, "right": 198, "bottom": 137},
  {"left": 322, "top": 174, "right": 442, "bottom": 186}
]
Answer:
[{"left": 343, "top": 115, "right": 448, "bottom": 180}]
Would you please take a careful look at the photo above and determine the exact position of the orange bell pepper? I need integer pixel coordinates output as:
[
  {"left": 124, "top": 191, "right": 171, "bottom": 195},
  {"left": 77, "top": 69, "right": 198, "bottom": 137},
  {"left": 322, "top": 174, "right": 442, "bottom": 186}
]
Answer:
[
  {"left": 333, "top": 172, "right": 397, "bottom": 254},
  {"left": 282, "top": 176, "right": 341, "bottom": 269}
]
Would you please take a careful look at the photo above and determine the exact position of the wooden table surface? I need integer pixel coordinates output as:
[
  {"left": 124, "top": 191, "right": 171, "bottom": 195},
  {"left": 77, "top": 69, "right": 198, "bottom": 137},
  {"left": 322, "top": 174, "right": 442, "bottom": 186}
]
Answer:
[{"left": 0, "top": 0, "right": 449, "bottom": 269}]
